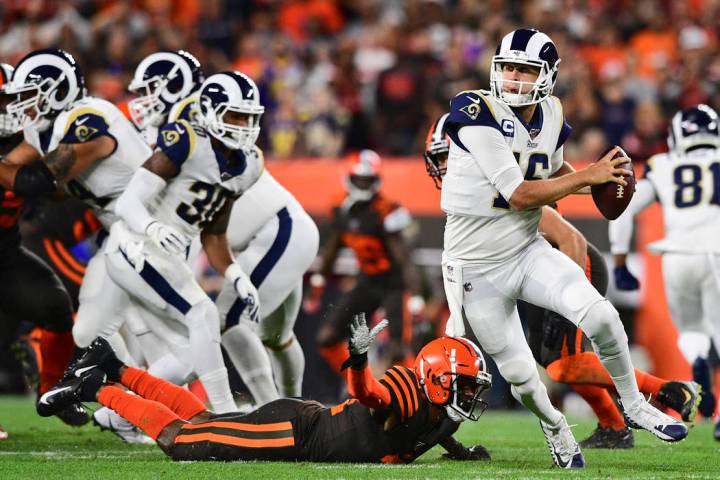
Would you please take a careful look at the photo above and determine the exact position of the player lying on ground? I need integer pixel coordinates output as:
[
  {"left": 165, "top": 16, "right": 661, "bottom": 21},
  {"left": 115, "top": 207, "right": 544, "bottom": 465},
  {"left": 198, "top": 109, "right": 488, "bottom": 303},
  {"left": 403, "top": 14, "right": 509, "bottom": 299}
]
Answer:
[
  {"left": 426, "top": 115, "right": 701, "bottom": 450},
  {"left": 38, "top": 314, "right": 491, "bottom": 463}
]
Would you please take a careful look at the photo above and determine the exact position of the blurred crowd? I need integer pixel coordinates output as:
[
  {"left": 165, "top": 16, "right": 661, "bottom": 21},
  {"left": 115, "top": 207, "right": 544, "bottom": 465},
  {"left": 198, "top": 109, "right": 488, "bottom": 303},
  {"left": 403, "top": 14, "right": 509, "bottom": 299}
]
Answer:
[{"left": 1, "top": 0, "right": 719, "bottom": 163}]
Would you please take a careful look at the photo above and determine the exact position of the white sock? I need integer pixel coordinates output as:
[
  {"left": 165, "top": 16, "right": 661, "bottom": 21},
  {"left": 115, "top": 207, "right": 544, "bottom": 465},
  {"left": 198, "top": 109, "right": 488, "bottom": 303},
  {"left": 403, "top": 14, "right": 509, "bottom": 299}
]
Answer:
[
  {"left": 222, "top": 324, "right": 279, "bottom": 405},
  {"left": 510, "top": 373, "right": 563, "bottom": 426},
  {"left": 148, "top": 353, "right": 193, "bottom": 385},
  {"left": 267, "top": 335, "right": 305, "bottom": 397},
  {"left": 199, "top": 368, "right": 236, "bottom": 413}
]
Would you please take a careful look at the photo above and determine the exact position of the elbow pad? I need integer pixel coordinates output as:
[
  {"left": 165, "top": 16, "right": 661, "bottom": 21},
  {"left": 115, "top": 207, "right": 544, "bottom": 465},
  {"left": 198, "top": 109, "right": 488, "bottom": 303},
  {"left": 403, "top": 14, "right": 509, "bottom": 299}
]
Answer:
[{"left": 13, "top": 162, "right": 57, "bottom": 197}]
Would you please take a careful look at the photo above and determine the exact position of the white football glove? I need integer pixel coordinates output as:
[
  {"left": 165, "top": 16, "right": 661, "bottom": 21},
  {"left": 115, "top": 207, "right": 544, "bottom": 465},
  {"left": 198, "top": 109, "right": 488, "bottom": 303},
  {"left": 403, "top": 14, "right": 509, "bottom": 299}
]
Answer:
[
  {"left": 349, "top": 312, "right": 388, "bottom": 355},
  {"left": 225, "top": 263, "right": 260, "bottom": 323},
  {"left": 145, "top": 221, "right": 190, "bottom": 256}
]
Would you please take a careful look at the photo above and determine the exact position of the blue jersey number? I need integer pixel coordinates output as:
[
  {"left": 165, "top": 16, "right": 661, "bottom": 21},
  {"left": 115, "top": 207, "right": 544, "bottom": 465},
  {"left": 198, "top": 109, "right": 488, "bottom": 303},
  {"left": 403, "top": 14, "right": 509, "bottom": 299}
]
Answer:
[
  {"left": 492, "top": 152, "right": 549, "bottom": 209},
  {"left": 176, "top": 181, "right": 232, "bottom": 227},
  {"left": 673, "top": 162, "right": 720, "bottom": 208}
]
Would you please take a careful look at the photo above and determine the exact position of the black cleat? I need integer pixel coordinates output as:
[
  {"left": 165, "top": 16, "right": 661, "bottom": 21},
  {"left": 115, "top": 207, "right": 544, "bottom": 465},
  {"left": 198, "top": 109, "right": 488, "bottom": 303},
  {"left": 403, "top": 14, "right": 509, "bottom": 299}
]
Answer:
[
  {"left": 63, "top": 337, "right": 121, "bottom": 382},
  {"left": 579, "top": 424, "right": 634, "bottom": 449},
  {"left": 54, "top": 402, "right": 90, "bottom": 426},
  {"left": 37, "top": 368, "right": 106, "bottom": 418},
  {"left": 692, "top": 358, "right": 716, "bottom": 418},
  {"left": 715, "top": 419, "right": 720, "bottom": 441},
  {"left": 657, "top": 381, "right": 701, "bottom": 423}
]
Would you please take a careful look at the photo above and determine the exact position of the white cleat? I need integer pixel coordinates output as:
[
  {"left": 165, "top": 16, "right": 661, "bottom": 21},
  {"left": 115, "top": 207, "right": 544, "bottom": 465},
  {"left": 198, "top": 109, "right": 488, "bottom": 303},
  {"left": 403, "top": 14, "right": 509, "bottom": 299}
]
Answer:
[
  {"left": 93, "top": 407, "right": 155, "bottom": 445},
  {"left": 623, "top": 399, "right": 688, "bottom": 442},
  {"left": 539, "top": 416, "right": 585, "bottom": 469}
]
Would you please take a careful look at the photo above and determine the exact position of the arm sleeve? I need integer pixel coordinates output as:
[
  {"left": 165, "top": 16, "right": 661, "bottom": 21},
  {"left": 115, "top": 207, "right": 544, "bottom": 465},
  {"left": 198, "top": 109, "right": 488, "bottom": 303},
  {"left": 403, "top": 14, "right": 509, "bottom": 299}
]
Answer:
[
  {"left": 114, "top": 167, "right": 167, "bottom": 234},
  {"left": 608, "top": 179, "right": 657, "bottom": 254},
  {"left": 346, "top": 363, "right": 392, "bottom": 410},
  {"left": 458, "top": 125, "right": 524, "bottom": 200}
]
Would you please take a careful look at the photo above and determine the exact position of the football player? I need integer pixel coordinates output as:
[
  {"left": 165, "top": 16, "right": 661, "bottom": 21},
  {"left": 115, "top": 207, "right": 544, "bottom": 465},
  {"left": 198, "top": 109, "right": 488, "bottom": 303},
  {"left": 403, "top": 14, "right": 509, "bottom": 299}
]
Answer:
[
  {"left": 127, "top": 51, "right": 319, "bottom": 406},
  {"left": 425, "top": 116, "right": 700, "bottom": 449},
  {"left": 308, "top": 150, "right": 424, "bottom": 375},
  {"left": 609, "top": 104, "right": 720, "bottom": 438},
  {"left": 440, "top": 28, "right": 688, "bottom": 468},
  {"left": 98, "top": 71, "right": 276, "bottom": 414},
  {"left": 0, "top": 56, "right": 124, "bottom": 427},
  {"left": 38, "top": 317, "right": 491, "bottom": 463}
]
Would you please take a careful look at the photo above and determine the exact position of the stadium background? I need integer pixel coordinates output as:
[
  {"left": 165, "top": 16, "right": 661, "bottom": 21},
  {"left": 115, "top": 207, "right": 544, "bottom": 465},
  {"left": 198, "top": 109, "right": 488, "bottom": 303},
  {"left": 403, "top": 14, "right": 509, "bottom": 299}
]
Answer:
[{"left": 0, "top": 0, "right": 717, "bottom": 407}]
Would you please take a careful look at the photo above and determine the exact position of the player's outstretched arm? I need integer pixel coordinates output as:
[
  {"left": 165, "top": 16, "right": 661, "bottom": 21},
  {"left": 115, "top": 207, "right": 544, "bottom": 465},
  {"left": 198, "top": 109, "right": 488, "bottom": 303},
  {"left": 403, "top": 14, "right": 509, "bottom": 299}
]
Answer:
[
  {"left": 344, "top": 313, "right": 392, "bottom": 409},
  {"left": 510, "top": 146, "right": 631, "bottom": 210},
  {"left": 0, "top": 138, "right": 113, "bottom": 196},
  {"left": 608, "top": 178, "right": 657, "bottom": 290}
]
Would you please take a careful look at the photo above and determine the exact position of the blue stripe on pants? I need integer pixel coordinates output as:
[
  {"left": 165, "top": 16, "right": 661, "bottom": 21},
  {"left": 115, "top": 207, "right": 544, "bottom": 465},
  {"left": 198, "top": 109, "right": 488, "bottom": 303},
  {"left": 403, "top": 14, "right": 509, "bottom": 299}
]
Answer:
[
  {"left": 120, "top": 249, "right": 192, "bottom": 315},
  {"left": 225, "top": 207, "right": 293, "bottom": 330}
]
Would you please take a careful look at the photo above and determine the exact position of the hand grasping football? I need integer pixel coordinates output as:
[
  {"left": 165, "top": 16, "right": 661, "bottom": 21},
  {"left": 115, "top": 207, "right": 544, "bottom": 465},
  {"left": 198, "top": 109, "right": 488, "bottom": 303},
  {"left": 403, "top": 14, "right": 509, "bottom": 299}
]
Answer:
[{"left": 591, "top": 147, "right": 636, "bottom": 220}]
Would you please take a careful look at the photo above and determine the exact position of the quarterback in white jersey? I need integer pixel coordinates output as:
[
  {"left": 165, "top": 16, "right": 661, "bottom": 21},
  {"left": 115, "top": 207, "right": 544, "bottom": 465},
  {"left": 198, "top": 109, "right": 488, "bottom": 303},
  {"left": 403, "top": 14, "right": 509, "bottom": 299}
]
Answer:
[
  {"left": 440, "top": 28, "right": 688, "bottom": 467},
  {"left": 167, "top": 87, "right": 318, "bottom": 404},
  {"left": 609, "top": 104, "right": 720, "bottom": 422},
  {"left": 0, "top": 49, "right": 155, "bottom": 364}
]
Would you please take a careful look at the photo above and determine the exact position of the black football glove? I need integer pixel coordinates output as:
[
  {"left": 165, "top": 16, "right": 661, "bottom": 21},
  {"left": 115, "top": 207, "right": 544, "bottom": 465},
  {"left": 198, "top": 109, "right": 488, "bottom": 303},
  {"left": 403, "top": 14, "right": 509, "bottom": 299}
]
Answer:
[{"left": 442, "top": 444, "right": 491, "bottom": 461}]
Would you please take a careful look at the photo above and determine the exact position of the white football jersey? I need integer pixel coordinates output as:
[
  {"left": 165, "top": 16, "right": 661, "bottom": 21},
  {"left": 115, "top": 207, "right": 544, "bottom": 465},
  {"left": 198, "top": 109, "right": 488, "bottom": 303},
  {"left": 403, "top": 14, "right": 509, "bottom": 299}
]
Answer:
[
  {"left": 644, "top": 148, "right": 720, "bottom": 253},
  {"left": 24, "top": 96, "right": 152, "bottom": 228},
  {"left": 150, "top": 120, "right": 264, "bottom": 239},
  {"left": 441, "top": 89, "right": 570, "bottom": 265},
  {"left": 166, "top": 93, "right": 297, "bottom": 250}
]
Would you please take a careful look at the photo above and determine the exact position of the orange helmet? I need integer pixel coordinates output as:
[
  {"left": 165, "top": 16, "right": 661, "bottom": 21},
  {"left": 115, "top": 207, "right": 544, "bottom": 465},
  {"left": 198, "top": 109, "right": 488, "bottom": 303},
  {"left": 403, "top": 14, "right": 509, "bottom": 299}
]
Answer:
[
  {"left": 423, "top": 113, "right": 450, "bottom": 190},
  {"left": 414, "top": 336, "right": 492, "bottom": 421},
  {"left": 344, "top": 149, "right": 382, "bottom": 203}
]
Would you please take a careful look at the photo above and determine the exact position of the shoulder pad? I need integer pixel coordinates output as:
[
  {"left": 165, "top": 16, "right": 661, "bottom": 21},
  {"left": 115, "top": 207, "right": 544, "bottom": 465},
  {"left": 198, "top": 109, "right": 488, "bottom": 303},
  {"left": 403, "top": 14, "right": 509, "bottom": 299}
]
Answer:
[
  {"left": 156, "top": 120, "right": 197, "bottom": 169},
  {"left": 379, "top": 366, "right": 422, "bottom": 421},
  {"left": 446, "top": 91, "right": 501, "bottom": 152},
  {"left": 60, "top": 107, "right": 111, "bottom": 144}
]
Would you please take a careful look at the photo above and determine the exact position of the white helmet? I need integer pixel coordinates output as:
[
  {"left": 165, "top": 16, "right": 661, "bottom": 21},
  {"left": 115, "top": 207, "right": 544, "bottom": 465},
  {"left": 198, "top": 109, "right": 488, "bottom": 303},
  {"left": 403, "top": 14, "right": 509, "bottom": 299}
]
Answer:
[
  {"left": 490, "top": 28, "right": 560, "bottom": 107},
  {"left": 667, "top": 104, "right": 720, "bottom": 153},
  {"left": 6, "top": 48, "right": 85, "bottom": 132},
  {"left": 197, "top": 71, "right": 264, "bottom": 150},
  {"left": 128, "top": 50, "right": 204, "bottom": 129},
  {"left": 344, "top": 149, "right": 382, "bottom": 204},
  {"left": 0, "top": 63, "right": 21, "bottom": 137}
]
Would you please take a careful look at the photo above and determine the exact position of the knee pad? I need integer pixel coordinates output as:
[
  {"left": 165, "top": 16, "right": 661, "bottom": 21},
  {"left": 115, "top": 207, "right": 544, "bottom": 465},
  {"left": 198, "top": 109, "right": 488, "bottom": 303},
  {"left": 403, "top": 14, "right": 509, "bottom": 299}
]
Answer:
[
  {"left": 188, "top": 299, "right": 221, "bottom": 344},
  {"left": 578, "top": 299, "right": 627, "bottom": 352},
  {"left": 495, "top": 355, "right": 537, "bottom": 387}
]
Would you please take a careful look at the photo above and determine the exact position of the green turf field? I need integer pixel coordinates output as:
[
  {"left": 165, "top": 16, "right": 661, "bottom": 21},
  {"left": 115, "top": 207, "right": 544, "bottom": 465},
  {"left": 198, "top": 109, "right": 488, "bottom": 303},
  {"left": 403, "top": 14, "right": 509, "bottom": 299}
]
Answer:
[{"left": 0, "top": 396, "right": 718, "bottom": 479}]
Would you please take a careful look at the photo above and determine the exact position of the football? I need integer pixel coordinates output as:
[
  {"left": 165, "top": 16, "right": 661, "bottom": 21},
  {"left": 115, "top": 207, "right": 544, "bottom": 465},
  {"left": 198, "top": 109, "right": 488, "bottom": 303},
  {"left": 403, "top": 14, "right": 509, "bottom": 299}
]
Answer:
[{"left": 591, "top": 147, "right": 636, "bottom": 220}]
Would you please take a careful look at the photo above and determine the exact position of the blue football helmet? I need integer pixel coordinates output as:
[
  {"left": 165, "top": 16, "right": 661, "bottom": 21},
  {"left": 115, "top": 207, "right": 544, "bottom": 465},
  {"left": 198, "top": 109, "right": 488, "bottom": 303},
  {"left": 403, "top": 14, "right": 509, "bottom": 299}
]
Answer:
[
  {"left": 490, "top": 28, "right": 560, "bottom": 107},
  {"left": 6, "top": 48, "right": 85, "bottom": 132},
  {"left": 128, "top": 50, "right": 204, "bottom": 129},
  {"left": 668, "top": 104, "right": 720, "bottom": 152},
  {"left": 198, "top": 71, "right": 264, "bottom": 150}
]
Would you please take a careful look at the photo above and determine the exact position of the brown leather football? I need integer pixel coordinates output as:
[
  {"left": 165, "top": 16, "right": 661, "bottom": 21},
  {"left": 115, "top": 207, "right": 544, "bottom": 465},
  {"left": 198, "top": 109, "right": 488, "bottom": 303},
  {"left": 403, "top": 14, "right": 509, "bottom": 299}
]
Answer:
[{"left": 591, "top": 147, "right": 636, "bottom": 220}]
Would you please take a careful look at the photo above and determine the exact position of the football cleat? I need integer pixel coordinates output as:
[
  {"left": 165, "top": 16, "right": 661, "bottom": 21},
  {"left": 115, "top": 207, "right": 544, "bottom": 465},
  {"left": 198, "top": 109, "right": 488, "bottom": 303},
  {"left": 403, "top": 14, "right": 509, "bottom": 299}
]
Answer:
[
  {"left": 0, "top": 423, "right": 7, "bottom": 441},
  {"left": 657, "top": 381, "right": 702, "bottom": 423},
  {"left": 540, "top": 417, "right": 585, "bottom": 469},
  {"left": 622, "top": 399, "right": 688, "bottom": 442},
  {"left": 37, "top": 368, "right": 106, "bottom": 417},
  {"left": 692, "top": 358, "right": 716, "bottom": 418},
  {"left": 93, "top": 407, "right": 154, "bottom": 445},
  {"left": 63, "top": 337, "right": 121, "bottom": 382},
  {"left": 714, "top": 419, "right": 720, "bottom": 441},
  {"left": 579, "top": 424, "right": 634, "bottom": 449},
  {"left": 54, "top": 402, "right": 90, "bottom": 426}
]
